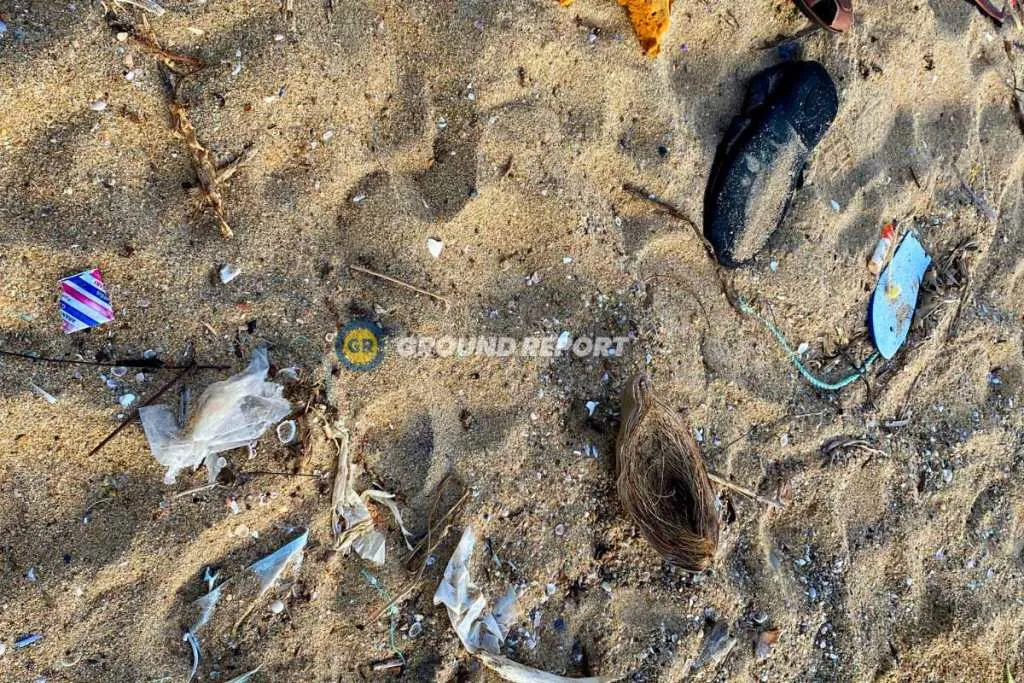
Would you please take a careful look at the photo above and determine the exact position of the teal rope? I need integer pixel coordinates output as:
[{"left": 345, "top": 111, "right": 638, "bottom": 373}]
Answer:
[
  {"left": 361, "top": 569, "right": 405, "bottom": 663},
  {"left": 737, "top": 297, "right": 878, "bottom": 391}
]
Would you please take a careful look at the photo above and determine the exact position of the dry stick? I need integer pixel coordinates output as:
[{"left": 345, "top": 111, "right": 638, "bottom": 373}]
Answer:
[
  {"left": 621, "top": 183, "right": 711, "bottom": 256},
  {"left": 215, "top": 145, "right": 258, "bottom": 184},
  {"left": 86, "top": 364, "right": 197, "bottom": 458},
  {"left": 349, "top": 264, "right": 451, "bottom": 306},
  {"left": 621, "top": 183, "right": 736, "bottom": 307},
  {"left": 170, "top": 97, "right": 233, "bottom": 238},
  {"left": 367, "top": 484, "right": 470, "bottom": 623},
  {"left": 706, "top": 471, "right": 782, "bottom": 509}
]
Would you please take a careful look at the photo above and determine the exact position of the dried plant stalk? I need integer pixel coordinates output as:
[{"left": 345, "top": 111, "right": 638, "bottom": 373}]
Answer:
[
  {"left": 169, "top": 100, "right": 233, "bottom": 238},
  {"left": 616, "top": 374, "right": 719, "bottom": 571}
]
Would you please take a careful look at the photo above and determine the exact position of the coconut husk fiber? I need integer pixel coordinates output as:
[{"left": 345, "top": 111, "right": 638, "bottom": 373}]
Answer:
[{"left": 615, "top": 374, "right": 720, "bottom": 571}]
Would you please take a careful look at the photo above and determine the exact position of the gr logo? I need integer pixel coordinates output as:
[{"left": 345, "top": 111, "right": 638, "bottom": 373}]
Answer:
[{"left": 336, "top": 319, "right": 384, "bottom": 371}]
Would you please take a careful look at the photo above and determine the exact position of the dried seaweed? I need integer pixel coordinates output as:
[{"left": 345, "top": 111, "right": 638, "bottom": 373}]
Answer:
[{"left": 169, "top": 97, "right": 233, "bottom": 238}]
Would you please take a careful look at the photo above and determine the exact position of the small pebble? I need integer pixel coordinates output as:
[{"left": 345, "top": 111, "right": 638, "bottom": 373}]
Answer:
[
  {"left": 143, "top": 349, "right": 158, "bottom": 359},
  {"left": 769, "top": 260, "right": 779, "bottom": 272},
  {"left": 116, "top": 31, "right": 128, "bottom": 42},
  {"left": 830, "top": 199, "right": 841, "bottom": 212},
  {"left": 554, "top": 523, "right": 566, "bottom": 537},
  {"left": 585, "top": 400, "right": 598, "bottom": 416},
  {"left": 111, "top": 366, "right": 128, "bottom": 378},
  {"left": 269, "top": 599, "right": 285, "bottom": 614},
  {"left": 119, "top": 393, "right": 137, "bottom": 408},
  {"left": 89, "top": 99, "right": 107, "bottom": 112},
  {"left": 408, "top": 622, "right": 423, "bottom": 638}
]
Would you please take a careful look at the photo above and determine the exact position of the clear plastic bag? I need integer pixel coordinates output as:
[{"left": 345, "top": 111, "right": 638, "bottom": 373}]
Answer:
[{"left": 139, "top": 346, "right": 292, "bottom": 484}]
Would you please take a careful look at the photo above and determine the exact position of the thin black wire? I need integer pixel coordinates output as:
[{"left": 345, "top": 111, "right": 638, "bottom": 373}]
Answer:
[{"left": 0, "top": 349, "right": 229, "bottom": 370}]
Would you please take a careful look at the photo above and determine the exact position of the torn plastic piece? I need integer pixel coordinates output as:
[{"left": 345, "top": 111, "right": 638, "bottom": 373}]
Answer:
[
  {"left": 434, "top": 527, "right": 518, "bottom": 655},
  {"left": 224, "top": 666, "right": 263, "bottom": 683},
  {"left": 363, "top": 490, "right": 415, "bottom": 551},
  {"left": 14, "top": 633, "right": 43, "bottom": 648},
  {"left": 60, "top": 268, "right": 114, "bottom": 334},
  {"left": 247, "top": 530, "right": 308, "bottom": 598},
  {"left": 139, "top": 346, "right": 291, "bottom": 484},
  {"left": 184, "top": 630, "right": 200, "bottom": 682},
  {"left": 476, "top": 651, "right": 611, "bottom": 683},
  {"left": 870, "top": 233, "right": 931, "bottom": 360},
  {"left": 331, "top": 426, "right": 413, "bottom": 564},
  {"left": 29, "top": 382, "right": 57, "bottom": 404},
  {"left": 690, "top": 620, "right": 736, "bottom": 672},
  {"left": 434, "top": 528, "right": 609, "bottom": 682},
  {"left": 192, "top": 581, "right": 225, "bottom": 632},
  {"left": 117, "top": 0, "right": 166, "bottom": 15},
  {"left": 219, "top": 263, "right": 242, "bottom": 284}
]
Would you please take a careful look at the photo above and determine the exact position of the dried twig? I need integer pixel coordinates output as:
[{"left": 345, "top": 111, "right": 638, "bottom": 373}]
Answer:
[
  {"left": 349, "top": 264, "right": 451, "bottom": 306},
  {"left": 706, "top": 471, "right": 782, "bottom": 508},
  {"left": 952, "top": 164, "right": 998, "bottom": 222},
  {"left": 215, "top": 144, "right": 258, "bottom": 184},
  {"left": 622, "top": 183, "right": 711, "bottom": 254},
  {"left": 169, "top": 96, "right": 233, "bottom": 238}
]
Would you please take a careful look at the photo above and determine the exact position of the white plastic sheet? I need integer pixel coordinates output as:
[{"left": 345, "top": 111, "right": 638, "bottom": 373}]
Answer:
[
  {"left": 434, "top": 527, "right": 612, "bottom": 683},
  {"left": 139, "top": 347, "right": 291, "bottom": 484}
]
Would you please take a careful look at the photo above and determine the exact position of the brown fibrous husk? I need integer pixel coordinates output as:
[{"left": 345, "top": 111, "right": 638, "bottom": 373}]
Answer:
[{"left": 615, "top": 375, "right": 719, "bottom": 571}]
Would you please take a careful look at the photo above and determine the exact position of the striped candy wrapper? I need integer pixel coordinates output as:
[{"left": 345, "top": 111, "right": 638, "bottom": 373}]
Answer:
[{"left": 60, "top": 268, "right": 114, "bottom": 334}]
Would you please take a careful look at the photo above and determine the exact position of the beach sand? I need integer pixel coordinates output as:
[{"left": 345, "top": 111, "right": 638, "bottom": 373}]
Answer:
[{"left": 1, "top": 0, "right": 1023, "bottom": 680}]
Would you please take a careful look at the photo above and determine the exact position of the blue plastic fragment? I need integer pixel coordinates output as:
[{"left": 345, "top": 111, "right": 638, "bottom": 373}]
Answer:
[
  {"left": 870, "top": 233, "right": 931, "bottom": 359},
  {"left": 14, "top": 633, "right": 43, "bottom": 648}
]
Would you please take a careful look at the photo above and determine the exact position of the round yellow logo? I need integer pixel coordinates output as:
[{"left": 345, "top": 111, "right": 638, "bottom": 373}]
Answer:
[{"left": 336, "top": 320, "right": 383, "bottom": 371}]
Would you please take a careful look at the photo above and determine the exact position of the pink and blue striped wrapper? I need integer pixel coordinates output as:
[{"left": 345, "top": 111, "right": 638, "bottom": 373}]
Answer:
[{"left": 59, "top": 268, "right": 114, "bottom": 334}]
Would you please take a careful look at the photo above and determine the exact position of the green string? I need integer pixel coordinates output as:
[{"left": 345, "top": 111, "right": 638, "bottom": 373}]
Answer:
[
  {"left": 736, "top": 297, "right": 878, "bottom": 391},
  {"left": 361, "top": 569, "right": 405, "bottom": 663}
]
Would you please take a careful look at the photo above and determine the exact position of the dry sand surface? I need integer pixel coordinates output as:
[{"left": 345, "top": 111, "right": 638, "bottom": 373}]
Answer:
[{"left": 2, "top": 0, "right": 1024, "bottom": 681}]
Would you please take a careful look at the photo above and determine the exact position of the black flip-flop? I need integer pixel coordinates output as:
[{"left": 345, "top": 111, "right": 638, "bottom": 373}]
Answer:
[{"left": 703, "top": 61, "right": 838, "bottom": 268}]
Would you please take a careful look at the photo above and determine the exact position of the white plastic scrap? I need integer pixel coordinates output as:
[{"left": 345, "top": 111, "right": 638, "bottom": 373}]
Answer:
[
  {"left": 247, "top": 530, "right": 308, "bottom": 598},
  {"left": 184, "top": 630, "right": 200, "bottom": 683},
  {"left": 224, "top": 666, "right": 263, "bottom": 683},
  {"left": 434, "top": 527, "right": 611, "bottom": 683},
  {"left": 139, "top": 347, "right": 291, "bottom": 484},
  {"left": 115, "top": 0, "right": 166, "bottom": 15},
  {"left": 331, "top": 428, "right": 414, "bottom": 564},
  {"left": 191, "top": 581, "right": 225, "bottom": 632},
  {"left": 29, "top": 382, "right": 57, "bottom": 404}
]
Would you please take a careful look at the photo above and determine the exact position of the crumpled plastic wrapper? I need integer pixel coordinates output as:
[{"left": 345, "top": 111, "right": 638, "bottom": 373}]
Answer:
[
  {"left": 139, "top": 346, "right": 291, "bottom": 484},
  {"left": 434, "top": 527, "right": 612, "bottom": 682},
  {"left": 331, "top": 424, "right": 414, "bottom": 564}
]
